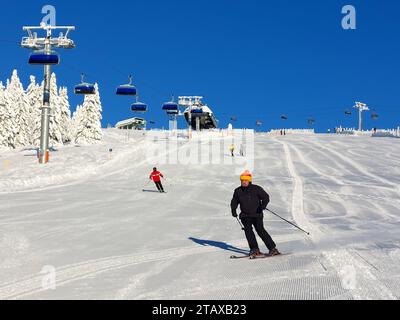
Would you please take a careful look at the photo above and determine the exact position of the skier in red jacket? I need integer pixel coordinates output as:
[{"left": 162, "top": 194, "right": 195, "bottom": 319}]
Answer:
[{"left": 149, "top": 167, "right": 165, "bottom": 193}]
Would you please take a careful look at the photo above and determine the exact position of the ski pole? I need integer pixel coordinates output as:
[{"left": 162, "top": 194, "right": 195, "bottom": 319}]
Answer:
[
  {"left": 161, "top": 177, "right": 170, "bottom": 191},
  {"left": 266, "top": 208, "right": 310, "bottom": 235},
  {"left": 236, "top": 217, "right": 245, "bottom": 231}
]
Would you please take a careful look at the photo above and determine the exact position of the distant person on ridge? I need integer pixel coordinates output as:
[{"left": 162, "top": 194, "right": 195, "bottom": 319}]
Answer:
[
  {"left": 229, "top": 144, "right": 235, "bottom": 157},
  {"left": 149, "top": 167, "right": 165, "bottom": 193},
  {"left": 230, "top": 171, "right": 280, "bottom": 258}
]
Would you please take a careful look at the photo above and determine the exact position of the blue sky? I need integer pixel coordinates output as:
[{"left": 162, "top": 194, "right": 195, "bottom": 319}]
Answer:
[{"left": 1, "top": 0, "right": 399, "bottom": 132}]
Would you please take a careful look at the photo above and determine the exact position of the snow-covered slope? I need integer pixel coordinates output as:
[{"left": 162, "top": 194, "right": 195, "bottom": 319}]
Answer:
[{"left": 0, "top": 130, "right": 399, "bottom": 300}]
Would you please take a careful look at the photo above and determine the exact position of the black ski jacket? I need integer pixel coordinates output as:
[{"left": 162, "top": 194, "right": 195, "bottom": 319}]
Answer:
[{"left": 231, "top": 184, "right": 270, "bottom": 218}]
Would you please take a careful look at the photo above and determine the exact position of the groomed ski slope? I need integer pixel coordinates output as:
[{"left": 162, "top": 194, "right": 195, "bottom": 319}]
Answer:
[{"left": 0, "top": 129, "right": 400, "bottom": 300}]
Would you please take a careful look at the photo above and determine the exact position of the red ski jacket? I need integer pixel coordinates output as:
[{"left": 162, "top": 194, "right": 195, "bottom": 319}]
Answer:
[{"left": 150, "top": 171, "right": 164, "bottom": 182}]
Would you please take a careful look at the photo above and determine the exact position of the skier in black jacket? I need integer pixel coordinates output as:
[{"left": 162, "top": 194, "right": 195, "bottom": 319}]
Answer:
[{"left": 231, "top": 171, "right": 280, "bottom": 257}]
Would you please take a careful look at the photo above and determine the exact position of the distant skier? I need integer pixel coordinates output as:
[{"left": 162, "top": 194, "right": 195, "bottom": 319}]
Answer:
[
  {"left": 229, "top": 144, "right": 235, "bottom": 157},
  {"left": 231, "top": 171, "right": 280, "bottom": 258},
  {"left": 149, "top": 167, "right": 165, "bottom": 193},
  {"left": 240, "top": 144, "right": 244, "bottom": 157}
]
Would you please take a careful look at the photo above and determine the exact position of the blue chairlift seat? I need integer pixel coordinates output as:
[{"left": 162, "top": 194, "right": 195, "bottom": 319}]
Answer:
[
  {"left": 29, "top": 50, "right": 60, "bottom": 65},
  {"left": 131, "top": 102, "right": 147, "bottom": 113},
  {"left": 75, "top": 83, "right": 95, "bottom": 95},
  {"left": 308, "top": 117, "right": 315, "bottom": 124},
  {"left": 74, "top": 73, "right": 96, "bottom": 95},
  {"left": 162, "top": 102, "right": 179, "bottom": 111},
  {"left": 117, "top": 85, "right": 137, "bottom": 96},
  {"left": 116, "top": 75, "right": 137, "bottom": 96}
]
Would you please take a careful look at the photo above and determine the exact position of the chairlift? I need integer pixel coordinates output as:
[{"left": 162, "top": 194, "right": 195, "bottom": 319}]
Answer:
[
  {"left": 371, "top": 112, "right": 379, "bottom": 120},
  {"left": 131, "top": 102, "right": 147, "bottom": 113},
  {"left": 131, "top": 95, "right": 148, "bottom": 113},
  {"left": 162, "top": 95, "right": 179, "bottom": 111},
  {"left": 116, "top": 75, "right": 137, "bottom": 96},
  {"left": 28, "top": 49, "right": 60, "bottom": 65},
  {"left": 191, "top": 108, "right": 204, "bottom": 114},
  {"left": 74, "top": 73, "right": 95, "bottom": 95}
]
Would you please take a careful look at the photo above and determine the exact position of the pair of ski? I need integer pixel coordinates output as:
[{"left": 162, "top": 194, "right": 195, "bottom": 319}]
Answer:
[
  {"left": 142, "top": 189, "right": 167, "bottom": 194},
  {"left": 230, "top": 253, "right": 289, "bottom": 260}
]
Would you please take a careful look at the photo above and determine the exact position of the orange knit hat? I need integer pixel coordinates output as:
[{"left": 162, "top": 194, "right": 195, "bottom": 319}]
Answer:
[{"left": 240, "top": 170, "right": 252, "bottom": 182}]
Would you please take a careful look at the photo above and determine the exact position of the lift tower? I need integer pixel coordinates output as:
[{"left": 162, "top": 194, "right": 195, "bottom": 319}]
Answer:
[{"left": 21, "top": 22, "right": 75, "bottom": 164}]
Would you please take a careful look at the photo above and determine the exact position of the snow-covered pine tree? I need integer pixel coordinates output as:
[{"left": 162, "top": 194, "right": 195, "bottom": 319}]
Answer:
[
  {"left": 0, "top": 72, "right": 19, "bottom": 149},
  {"left": 26, "top": 75, "right": 42, "bottom": 146},
  {"left": 59, "top": 86, "right": 72, "bottom": 144},
  {"left": 48, "top": 73, "right": 63, "bottom": 147},
  {"left": 8, "top": 70, "right": 30, "bottom": 148},
  {"left": 74, "top": 83, "right": 103, "bottom": 144},
  {"left": 0, "top": 82, "right": 7, "bottom": 149},
  {"left": 71, "top": 103, "right": 82, "bottom": 140}
]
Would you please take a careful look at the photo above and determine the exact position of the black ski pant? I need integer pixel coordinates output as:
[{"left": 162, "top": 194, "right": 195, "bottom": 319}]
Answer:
[
  {"left": 154, "top": 181, "right": 164, "bottom": 192},
  {"left": 241, "top": 217, "right": 276, "bottom": 252}
]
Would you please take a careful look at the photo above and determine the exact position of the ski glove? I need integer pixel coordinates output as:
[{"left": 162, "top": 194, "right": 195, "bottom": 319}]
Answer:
[{"left": 232, "top": 212, "right": 238, "bottom": 218}]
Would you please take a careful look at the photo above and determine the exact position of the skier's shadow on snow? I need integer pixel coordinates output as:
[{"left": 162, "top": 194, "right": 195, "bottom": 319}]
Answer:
[{"left": 189, "top": 237, "right": 249, "bottom": 255}]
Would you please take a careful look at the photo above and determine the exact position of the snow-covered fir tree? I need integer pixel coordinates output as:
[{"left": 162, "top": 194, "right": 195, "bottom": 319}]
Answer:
[
  {"left": 47, "top": 73, "right": 63, "bottom": 146},
  {"left": 0, "top": 70, "right": 103, "bottom": 149},
  {"left": 0, "top": 75, "right": 18, "bottom": 149},
  {"left": 0, "top": 81, "right": 9, "bottom": 149},
  {"left": 25, "top": 75, "right": 42, "bottom": 146},
  {"left": 58, "top": 86, "right": 72, "bottom": 144},
  {"left": 74, "top": 83, "right": 103, "bottom": 144},
  {"left": 71, "top": 104, "right": 83, "bottom": 141},
  {"left": 7, "top": 70, "right": 30, "bottom": 148}
]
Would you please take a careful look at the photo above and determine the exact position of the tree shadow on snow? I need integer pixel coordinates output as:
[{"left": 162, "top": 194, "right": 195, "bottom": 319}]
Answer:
[{"left": 188, "top": 237, "right": 249, "bottom": 255}]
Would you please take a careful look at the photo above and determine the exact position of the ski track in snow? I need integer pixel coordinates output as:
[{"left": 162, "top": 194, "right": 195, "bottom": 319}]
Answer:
[
  {"left": 280, "top": 141, "right": 398, "bottom": 300},
  {"left": 276, "top": 137, "right": 397, "bottom": 300},
  {"left": 276, "top": 138, "right": 323, "bottom": 241},
  {"left": 308, "top": 139, "right": 399, "bottom": 192}
]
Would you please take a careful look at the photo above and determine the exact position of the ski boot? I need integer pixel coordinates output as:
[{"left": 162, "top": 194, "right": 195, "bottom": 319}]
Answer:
[
  {"left": 268, "top": 248, "right": 281, "bottom": 257},
  {"left": 249, "top": 249, "right": 264, "bottom": 260}
]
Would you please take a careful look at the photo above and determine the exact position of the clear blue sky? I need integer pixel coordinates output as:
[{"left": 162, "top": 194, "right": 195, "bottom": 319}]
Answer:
[{"left": 1, "top": 0, "right": 399, "bottom": 132}]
